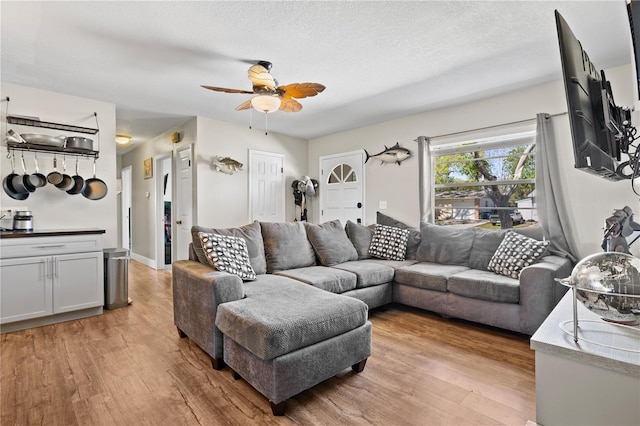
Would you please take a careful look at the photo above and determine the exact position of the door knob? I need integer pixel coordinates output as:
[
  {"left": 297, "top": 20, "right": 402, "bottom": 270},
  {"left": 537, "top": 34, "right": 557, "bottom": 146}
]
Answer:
[
  {"left": 357, "top": 202, "right": 362, "bottom": 208},
  {"left": 176, "top": 220, "right": 183, "bottom": 225}
]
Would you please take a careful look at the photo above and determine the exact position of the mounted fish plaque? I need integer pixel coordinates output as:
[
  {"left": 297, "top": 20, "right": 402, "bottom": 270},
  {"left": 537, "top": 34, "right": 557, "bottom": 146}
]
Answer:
[
  {"left": 211, "top": 156, "right": 243, "bottom": 175},
  {"left": 364, "top": 142, "right": 412, "bottom": 165}
]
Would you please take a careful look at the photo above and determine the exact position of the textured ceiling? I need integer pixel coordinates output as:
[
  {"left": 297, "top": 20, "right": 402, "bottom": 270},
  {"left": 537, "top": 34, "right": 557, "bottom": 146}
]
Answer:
[{"left": 1, "top": 1, "right": 634, "bottom": 151}]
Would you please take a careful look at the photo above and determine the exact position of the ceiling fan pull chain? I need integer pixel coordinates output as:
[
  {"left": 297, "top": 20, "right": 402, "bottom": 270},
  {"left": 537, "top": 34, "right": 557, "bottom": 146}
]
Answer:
[
  {"left": 265, "top": 113, "right": 268, "bottom": 136},
  {"left": 249, "top": 105, "right": 252, "bottom": 130}
]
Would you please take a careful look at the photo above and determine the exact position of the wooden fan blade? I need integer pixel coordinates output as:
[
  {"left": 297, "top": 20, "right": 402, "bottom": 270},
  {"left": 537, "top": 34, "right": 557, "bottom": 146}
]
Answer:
[
  {"left": 279, "top": 98, "right": 303, "bottom": 113},
  {"left": 235, "top": 99, "right": 252, "bottom": 111},
  {"left": 201, "top": 85, "right": 254, "bottom": 94},
  {"left": 248, "top": 64, "right": 276, "bottom": 91},
  {"left": 277, "top": 83, "right": 326, "bottom": 99}
]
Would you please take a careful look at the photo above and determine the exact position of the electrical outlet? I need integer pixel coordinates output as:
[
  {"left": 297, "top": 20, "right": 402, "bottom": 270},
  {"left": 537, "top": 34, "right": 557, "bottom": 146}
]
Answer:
[
  {"left": 0, "top": 207, "right": 22, "bottom": 219},
  {"left": 379, "top": 201, "right": 387, "bottom": 210}
]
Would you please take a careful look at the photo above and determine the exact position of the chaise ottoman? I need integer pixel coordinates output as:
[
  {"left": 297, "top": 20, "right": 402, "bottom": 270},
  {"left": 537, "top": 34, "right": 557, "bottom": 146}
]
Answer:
[{"left": 215, "top": 282, "right": 372, "bottom": 416}]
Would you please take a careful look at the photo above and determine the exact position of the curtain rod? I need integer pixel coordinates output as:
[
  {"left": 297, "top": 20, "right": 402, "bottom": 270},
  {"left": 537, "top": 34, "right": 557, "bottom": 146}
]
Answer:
[{"left": 428, "top": 111, "right": 567, "bottom": 140}]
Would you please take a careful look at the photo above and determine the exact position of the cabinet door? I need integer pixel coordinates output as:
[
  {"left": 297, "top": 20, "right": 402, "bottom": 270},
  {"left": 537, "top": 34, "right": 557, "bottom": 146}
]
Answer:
[
  {"left": 0, "top": 257, "right": 53, "bottom": 323},
  {"left": 53, "top": 252, "right": 104, "bottom": 314}
]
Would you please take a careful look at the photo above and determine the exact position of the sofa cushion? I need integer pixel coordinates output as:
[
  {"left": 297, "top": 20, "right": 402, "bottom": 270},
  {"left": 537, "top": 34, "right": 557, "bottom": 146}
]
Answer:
[
  {"left": 377, "top": 212, "right": 421, "bottom": 260},
  {"left": 198, "top": 232, "right": 257, "bottom": 281},
  {"left": 369, "top": 224, "right": 410, "bottom": 261},
  {"left": 260, "top": 222, "right": 316, "bottom": 273},
  {"left": 345, "top": 220, "right": 376, "bottom": 260},
  {"left": 416, "top": 223, "right": 476, "bottom": 266},
  {"left": 361, "top": 258, "right": 419, "bottom": 270},
  {"left": 215, "top": 284, "right": 368, "bottom": 360},
  {"left": 333, "top": 260, "right": 395, "bottom": 288},
  {"left": 468, "top": 228, "right": 507, "bottom": 271},
  {"left": 191, "top": 222, "right": 267, "bottom": 275},
  {"left": 394, "top": 262, "right": 470, "bottom": 292},
  {"left": 447, "top": 269, "right": 520, "bottom": 303},
  {"left": 488, "top": 231, "right": 550, "bottom": 279},
  {"left": 305, "top": 220, "right": 358, "bottom": 266},
  {"left": 274, "top": 266, "right": 357, "bottom": 294}
]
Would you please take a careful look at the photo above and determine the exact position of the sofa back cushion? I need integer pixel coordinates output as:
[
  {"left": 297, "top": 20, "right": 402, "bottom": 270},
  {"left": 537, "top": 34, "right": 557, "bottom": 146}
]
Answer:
[
  {"left": 377, "top": 212, "right": 421, "bottom": 260},
  {"left": 345, "top": 220, "right": 376, "bottom": 260},
  {"left": 304, "top": 220, "right": 358, "bottom": 266},
  {"left": 260, "top": 221, "right": 316, "bottom": 272},
  {"left": 191, "top": 222, "right": 267, "bottom": 275},
  {"left": 416, "top": 223, "right": 476, "bottom": 266},
  {"left": 468, "top": 228, "right": 507, "bottom": 271}
]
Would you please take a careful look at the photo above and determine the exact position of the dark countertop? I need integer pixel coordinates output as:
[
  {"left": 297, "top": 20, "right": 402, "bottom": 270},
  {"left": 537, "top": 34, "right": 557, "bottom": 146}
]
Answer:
[{"left": 0, "top": 228, "right": 106, "bottom": 239}]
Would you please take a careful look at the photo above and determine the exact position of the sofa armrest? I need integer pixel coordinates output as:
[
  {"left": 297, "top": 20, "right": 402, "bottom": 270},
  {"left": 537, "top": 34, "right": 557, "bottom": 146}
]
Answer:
[
  {"left": 519, "top": 255, "right": 573, "bottom": 335},
  {"left": 172, "top": 260, "right": 244, "bottom": 362}
]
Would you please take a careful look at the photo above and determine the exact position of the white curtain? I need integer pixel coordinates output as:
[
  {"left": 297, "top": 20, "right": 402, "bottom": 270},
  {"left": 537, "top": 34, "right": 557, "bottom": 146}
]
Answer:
[
  {"left": 535, "top": 113, "right": 578, "bottom": 262},
  {"left": 417, "top": 136, "right": 434, "bottom": 224}
]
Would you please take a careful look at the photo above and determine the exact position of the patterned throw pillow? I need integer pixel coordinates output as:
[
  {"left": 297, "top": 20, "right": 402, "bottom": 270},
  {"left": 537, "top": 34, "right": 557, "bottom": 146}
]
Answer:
[
  {"left": 487, "top": 231, "right": 550, "bottom": 279},
  {"left": 368, "top": 224, "right": 410, "bottom": 261},
  {"left": 198, "top": 232, "right": 257, "bottom": 281}
]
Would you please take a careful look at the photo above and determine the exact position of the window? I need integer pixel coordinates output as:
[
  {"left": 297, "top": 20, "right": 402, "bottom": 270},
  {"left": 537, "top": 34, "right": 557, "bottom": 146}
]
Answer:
[
  {"left": 432, "top": 130, "right": 536, "bottom": 228},
  {"left": 328, "top": 164, "right": 358, "bottom": 184}
]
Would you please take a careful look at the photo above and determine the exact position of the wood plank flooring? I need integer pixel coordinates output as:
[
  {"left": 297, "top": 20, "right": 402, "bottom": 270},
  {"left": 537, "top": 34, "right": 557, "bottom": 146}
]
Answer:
[{"left": 1, "top": 261, "right": 536, "bottom": 425}]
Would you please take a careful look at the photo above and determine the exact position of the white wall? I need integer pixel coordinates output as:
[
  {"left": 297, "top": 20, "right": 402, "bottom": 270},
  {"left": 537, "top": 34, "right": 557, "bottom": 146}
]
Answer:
[
  {"left": 309, "top": 64, "right": 638, "bottom": 259},
  {"left": 1, "top": 83, "right": 118, "bottom": 247},
  {"left": 195, "top": 117, "right": 308, "bottom": 229}
]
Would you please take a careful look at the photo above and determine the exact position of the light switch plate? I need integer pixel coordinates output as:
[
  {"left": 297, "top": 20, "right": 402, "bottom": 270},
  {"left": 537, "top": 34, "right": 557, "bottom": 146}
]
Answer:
[{"left": 379, "top": 201, "right": 387, "bottom": 209}]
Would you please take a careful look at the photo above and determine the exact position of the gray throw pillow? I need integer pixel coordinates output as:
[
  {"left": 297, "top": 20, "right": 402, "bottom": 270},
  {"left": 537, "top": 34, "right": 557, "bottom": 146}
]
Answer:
[
  {"left": 368, "top": 224, "right": 410, "bottom": 261},
  {"left": 487, "top": 231, "right": 550, "bottom": 279},
  {"left": 198, "top": 232, "right": 257, "bottom": 281},
  {"left": 345, "top": 220, "right": 376, "bottom": 260},
  {"left": 260, "top": 221, "right": 316, "bottom": 272},
  {"left": 191, "top": 221, "right": 267, "bottom": 274},
  {"left": 468, "top": 228, "right": 507, "bottom": 271},
  {"left": 377, "top": 212, "right": 421, "bottom": 260},
  {"left": 305, "top": 220, "right": 358, "bottom": 266},
  {"left": 416, "top": 223, "right": 476, "bottom": 266}
]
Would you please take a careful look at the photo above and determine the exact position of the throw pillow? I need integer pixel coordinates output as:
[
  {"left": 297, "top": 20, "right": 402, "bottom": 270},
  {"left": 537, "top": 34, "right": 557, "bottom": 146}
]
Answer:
[
  {"left": 305, "top": 220, "right": 358, "bottom": 266},
  {"left": 191, "top": 222, "right": 267, "bottom": 274},
  {"left": 345, "top": 220, "right": 376, "bottom": 260},
  {"left": 377, "top": 212, "right": 421, "bottom": 260},
  {"left": 368, "top": 224, "right": 410, "bottom": 261},
  {"left": 198, "top": 232, "right": 257, "bottom": 281},
  {"left": 260, "top": 221, "right": 316, "bottom": 272},
  {"left": 487, "top": 231, "right": 550, "bottom": 279}
]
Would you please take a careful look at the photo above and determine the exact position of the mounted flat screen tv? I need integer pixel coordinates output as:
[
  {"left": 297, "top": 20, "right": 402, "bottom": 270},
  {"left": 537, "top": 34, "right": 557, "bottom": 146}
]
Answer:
[{"left": 555, "top": 10, "right": 634, "bottom": 181}]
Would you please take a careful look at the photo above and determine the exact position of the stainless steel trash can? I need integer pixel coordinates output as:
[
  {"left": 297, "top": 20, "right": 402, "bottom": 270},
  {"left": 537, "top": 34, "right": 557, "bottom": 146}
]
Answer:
[{"left": 103, "top": 248, "right": 129, "bottom": 309}]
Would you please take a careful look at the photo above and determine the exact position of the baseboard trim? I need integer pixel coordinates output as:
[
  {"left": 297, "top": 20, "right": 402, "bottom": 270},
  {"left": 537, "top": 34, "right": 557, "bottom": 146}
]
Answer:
[{"left": 130, "top": 252, "right": 157, "bottom": 269}]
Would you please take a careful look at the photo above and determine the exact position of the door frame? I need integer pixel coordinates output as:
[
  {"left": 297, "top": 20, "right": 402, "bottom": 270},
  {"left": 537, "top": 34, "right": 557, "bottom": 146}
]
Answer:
[
  {"left": 175, "top": 144, "right": 194, "bottom": 262},
  {"left": 248, "top": 149, "right": 285, "bottom": 223},
  {"left": 155, "top": 152, "right": 173, "bottom": 270},
  {"left": 318, "top": 150, "right": 366, "bottom": 224},
  {"left": 120, "top": 166, "right": 132, "bottom": 252}
]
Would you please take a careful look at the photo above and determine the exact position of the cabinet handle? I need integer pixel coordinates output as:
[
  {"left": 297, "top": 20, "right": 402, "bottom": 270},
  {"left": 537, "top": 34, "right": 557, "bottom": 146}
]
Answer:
[{"left": 35, "top": 245, "right": 66, "bottom": 249}]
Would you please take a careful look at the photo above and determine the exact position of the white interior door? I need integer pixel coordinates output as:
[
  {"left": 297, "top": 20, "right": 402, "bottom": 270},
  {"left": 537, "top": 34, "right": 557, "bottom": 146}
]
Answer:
[
  {"left": 176, "top": 146, "right": 193, "bottom": 261},
  {"left": 249, "top": 150, "right": 285, "bottom": 222},
  {"left": 320, "top": 151, "right": 365, "bottom": 225},
  {"left": 121, "top": 166, "right": 132, "bottom": 251}
]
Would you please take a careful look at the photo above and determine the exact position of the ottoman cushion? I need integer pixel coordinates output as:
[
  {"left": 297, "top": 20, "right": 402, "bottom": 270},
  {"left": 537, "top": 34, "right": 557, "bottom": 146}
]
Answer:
[{"left": 215, "top": 284, "right": 368, "bottom": 360}]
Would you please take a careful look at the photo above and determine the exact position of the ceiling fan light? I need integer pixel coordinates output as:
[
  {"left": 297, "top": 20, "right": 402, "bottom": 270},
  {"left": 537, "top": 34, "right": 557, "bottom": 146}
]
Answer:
[
  {"left": 251, "top": 95, "right": 281, "bottom": 113},
  {"left": 115, "top": 134, "right": 131, "bottom": 145}
]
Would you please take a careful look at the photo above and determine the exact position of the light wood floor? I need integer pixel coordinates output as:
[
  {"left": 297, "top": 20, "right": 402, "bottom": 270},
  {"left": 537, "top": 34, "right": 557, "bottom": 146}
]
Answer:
[{"left": 1, "top": 260, "right": 536, "bottom": 425}]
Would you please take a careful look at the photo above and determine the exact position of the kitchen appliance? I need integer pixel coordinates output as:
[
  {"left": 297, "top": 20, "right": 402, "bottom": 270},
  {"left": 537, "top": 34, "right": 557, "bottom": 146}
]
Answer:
[{"left": 13, "top": 211, "right": 34, "bottom": 231}]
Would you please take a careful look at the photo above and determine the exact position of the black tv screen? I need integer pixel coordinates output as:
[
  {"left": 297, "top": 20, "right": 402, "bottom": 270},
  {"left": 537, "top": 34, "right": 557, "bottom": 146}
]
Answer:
[{"left": 555, "top": 10, "right": 627, "bottom": 181}]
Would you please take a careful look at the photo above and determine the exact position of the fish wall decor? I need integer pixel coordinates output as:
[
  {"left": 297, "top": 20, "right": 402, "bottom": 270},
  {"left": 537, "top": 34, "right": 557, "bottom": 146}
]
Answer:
[
  {"left": 364, "top": 142, "right": 412, "bottom": 165},
  {"left": 211, "top": 156, "right": 243, "bottom": 175}
]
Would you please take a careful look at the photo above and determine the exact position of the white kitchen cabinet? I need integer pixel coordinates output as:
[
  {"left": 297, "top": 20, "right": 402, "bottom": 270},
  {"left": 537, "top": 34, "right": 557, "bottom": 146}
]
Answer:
[{"left": 0, "top": 231, "right": 105, "bottom": 333}]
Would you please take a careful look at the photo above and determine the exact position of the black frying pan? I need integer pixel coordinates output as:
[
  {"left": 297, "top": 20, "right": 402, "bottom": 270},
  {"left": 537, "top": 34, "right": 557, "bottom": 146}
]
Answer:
[
  {"left": 3, "top": 152, "right": 29, "bottom": 200},
  {"left": 13, "top": 153, "right": 36, "bottom": 193},
  {"left": 81, "top": 158, "right": 107, "bottom": 200},
  {"left": 55, "top": 156, "right": 74, "bottom": 191},
  {"left": 66, "top": 158, "right": 85, "bottom": 195},
  {"left": 47, "top": 155, "right": 63, "bottom": 185}
]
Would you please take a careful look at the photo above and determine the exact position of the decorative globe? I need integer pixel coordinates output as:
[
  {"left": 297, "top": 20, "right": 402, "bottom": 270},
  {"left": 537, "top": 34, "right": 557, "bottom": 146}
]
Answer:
[{"left": 562, "top": 252, "right": 640, "bottom": 325}]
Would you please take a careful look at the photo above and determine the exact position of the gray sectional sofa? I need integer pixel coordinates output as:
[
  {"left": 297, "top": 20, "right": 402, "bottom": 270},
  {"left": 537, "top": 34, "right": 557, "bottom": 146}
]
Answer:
[{"left": 172, "top": 215, "right": 572, "bottom": 415}]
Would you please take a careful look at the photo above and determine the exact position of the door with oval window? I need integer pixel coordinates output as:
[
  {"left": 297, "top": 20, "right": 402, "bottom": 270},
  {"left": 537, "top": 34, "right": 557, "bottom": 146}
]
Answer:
[{"left": 319, "top": 151, "right": 365, "bottom": 225}]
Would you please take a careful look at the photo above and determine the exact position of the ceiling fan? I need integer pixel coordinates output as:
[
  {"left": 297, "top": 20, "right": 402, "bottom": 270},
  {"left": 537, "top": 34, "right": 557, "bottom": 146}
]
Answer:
[{"left": 201, "top": 61, "right": 325, "bottom": 113}]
